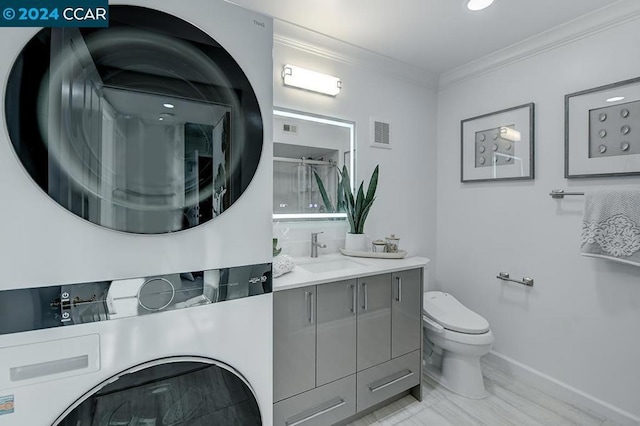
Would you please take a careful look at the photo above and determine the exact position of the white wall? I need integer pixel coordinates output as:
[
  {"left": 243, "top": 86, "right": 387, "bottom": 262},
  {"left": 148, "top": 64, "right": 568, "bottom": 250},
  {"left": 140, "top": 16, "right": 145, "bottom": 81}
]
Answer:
[
  {"left": 436, "top": 16, "right": 640, "bottom": 422},
  {"left": 272, "top": 21, "right": 439, "bottom": 274}
]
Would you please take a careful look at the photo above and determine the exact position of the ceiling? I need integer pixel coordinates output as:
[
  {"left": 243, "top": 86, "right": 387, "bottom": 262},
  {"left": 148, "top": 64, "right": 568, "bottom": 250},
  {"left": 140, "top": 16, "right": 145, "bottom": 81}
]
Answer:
[{"left": 229, "top": 0, "right": 620, "bottom": 75}]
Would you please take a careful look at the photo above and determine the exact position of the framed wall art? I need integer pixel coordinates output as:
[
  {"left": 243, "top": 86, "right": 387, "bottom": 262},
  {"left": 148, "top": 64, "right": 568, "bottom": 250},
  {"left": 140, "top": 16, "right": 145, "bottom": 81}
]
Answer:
[
  {"left": 461, "top": 103, "right": 535, "bottom": 183},
  {"left": 565, "top": 76, "right": 640, "bottom": 178}
]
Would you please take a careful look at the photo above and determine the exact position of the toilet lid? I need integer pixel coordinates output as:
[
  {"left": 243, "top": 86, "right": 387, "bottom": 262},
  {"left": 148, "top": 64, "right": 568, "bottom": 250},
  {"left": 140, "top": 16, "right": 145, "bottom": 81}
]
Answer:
[{"left": 423, "top": 291, "right": 489, "bottom": 334}]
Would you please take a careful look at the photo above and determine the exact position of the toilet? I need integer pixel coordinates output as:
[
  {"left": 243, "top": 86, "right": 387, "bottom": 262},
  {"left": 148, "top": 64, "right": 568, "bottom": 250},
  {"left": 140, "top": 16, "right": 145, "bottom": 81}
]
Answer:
[{"left": 422, "top": 291, "right": 494, "bottom": 398}]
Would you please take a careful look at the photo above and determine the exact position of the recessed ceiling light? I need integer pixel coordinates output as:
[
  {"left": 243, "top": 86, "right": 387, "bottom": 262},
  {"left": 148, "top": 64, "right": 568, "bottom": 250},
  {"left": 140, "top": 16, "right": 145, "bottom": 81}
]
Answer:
[
  {"left": 163, "top": 103, "right": 175, "bottom": 109},
  {"left": 467, "top": 0, "right": 495, "bottom": 11},
  {"left": 606, "top": 96, "right": 625, "bottom": 102}
]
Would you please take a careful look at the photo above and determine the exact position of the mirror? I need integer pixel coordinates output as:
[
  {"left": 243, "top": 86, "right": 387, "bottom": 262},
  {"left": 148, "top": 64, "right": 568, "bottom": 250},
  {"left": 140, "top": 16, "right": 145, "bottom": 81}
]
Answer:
[{"left": 272, "top": 109, "right": 354, "bottom": 220}]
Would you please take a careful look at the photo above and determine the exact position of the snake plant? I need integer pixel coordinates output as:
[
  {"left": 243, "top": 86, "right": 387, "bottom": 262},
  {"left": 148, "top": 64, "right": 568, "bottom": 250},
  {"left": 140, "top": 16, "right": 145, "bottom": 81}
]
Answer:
[
  {"left": 340, "top": 165, "right": 379, "bottom": 234},
  {"left": 313, "top": 167, "right": 345, "bottom": 213}
]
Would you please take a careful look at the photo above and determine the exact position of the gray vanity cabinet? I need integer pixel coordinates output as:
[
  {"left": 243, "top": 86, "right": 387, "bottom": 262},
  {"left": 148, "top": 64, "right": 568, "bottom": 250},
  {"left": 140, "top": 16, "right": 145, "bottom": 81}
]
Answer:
[
  {"left": 273, "top": 286, "right": 316, "bottom": 402},
  {"left": 356, "top": 274, "right": 392, "bottom": 371},
  {"left": 316, "top": 279, "right": 357, "bottom": 386},
  {"left": 274, "top": 268, "right": 423, "bottom": 426},
  {"left": 274, "top": 279, "right": 358, "bottom": 425},
  {"left": 273, "top": 279, "right": 357, "bottom": 402},
  {"left": 391, "top": 269, "right": 422, "bottom": 358}
]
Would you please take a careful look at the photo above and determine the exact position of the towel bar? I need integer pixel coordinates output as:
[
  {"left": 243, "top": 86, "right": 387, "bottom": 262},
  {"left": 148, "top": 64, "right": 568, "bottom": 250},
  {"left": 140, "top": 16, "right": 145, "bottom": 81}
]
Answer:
[
  {"left": 497, "top": 272, "right": 534, "bottom": 287},
  {"left": 549, "top": 189, "right": 585, "bottom": 199}
]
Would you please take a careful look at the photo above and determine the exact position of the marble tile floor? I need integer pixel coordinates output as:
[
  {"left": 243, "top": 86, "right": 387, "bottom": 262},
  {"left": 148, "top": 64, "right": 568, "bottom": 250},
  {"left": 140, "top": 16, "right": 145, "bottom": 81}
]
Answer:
[{"left": 347, "top": 356, "right": 619, "bottom": 426}]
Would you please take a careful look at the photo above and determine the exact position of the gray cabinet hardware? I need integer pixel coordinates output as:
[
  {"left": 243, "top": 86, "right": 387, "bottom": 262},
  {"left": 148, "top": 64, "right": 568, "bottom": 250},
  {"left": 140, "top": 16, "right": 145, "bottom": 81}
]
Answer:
[
  {"left": 305, "top": 291, "right": 315, "bottom": 323},
  {"left": 369, "top": 369, "right": 414, "bottom": 393},
  {"left": 361, "top": 283, "right": 368, "bottom": 311},
  {"left": 286, "top": 398, "right": 346, "bottom": 426},
  {"left": 350, "top": 284, "right": 357, "bottom": 313}
]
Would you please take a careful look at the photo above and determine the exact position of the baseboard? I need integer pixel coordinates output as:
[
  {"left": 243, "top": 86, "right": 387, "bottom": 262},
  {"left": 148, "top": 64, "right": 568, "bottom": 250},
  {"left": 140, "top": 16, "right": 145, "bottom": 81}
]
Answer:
[{"left": 486, "top": 351, "right": 640, "bottom": 426}]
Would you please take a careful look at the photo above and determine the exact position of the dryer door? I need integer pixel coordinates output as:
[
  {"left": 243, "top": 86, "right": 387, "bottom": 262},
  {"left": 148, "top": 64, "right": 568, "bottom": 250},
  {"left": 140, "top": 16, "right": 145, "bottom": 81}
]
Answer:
[
  {"left": 55, "top": 357, "right": 262, "bottom": 425},
  {"left": 6, "top": 5, "right": 263, "bottom": 234}
]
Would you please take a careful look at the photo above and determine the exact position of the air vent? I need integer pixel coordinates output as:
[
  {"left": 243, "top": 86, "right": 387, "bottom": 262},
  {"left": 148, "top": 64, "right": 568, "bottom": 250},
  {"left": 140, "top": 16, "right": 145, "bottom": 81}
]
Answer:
[
  {"left": 371, "top": 118, "right": 391, "bottom": 148},
  {"left": 283, "top": 124, "right": 298, "bottom": 134}
]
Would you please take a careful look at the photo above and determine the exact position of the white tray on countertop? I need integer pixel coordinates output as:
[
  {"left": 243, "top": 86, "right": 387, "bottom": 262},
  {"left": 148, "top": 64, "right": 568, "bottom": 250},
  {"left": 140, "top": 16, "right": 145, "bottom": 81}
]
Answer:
[{"left": 340, "top": 248, "right": 408, "bottom": 259}]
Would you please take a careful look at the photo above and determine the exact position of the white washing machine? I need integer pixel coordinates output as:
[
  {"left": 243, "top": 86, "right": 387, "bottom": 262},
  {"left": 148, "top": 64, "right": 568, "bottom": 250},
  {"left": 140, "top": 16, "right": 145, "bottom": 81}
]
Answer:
[
  {"left": 0, "top": 1, "right": 274, "bottom": 425},
  {"left": 0, "top": 263, "right": 273, "bottom": 425}
]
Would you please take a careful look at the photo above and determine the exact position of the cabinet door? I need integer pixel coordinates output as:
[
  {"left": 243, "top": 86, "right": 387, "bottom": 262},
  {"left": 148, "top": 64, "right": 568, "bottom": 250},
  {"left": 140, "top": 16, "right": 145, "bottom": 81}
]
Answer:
[
  {"left": 357, "top": 274, "right": 391, "bottom": 371},
  {"left": 274, "top": 286, "right": 316, "bottom": 402},
  {"left": 316, "top": 279, "right": 357, "bottom": 386},
  {"left": 391, "top": 269, "right": 422, "bottom": 358}
]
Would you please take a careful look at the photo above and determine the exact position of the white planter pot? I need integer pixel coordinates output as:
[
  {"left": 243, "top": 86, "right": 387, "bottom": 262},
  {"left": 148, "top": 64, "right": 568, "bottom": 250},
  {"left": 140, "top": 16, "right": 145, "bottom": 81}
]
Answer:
[{"left": 345, "top": 233, "right": 367, "bottom": 251}]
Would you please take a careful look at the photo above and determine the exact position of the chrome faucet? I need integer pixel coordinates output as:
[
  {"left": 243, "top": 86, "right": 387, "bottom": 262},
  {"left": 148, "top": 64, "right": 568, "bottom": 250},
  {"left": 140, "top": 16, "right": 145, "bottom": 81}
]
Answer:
[{"left": 310, "top": 232, "right": 327, "bottom": 258}]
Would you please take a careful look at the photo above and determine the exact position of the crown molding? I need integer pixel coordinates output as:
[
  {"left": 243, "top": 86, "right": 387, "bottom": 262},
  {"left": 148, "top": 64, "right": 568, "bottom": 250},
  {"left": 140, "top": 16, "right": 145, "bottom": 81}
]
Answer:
[
  {"left": 439, "top": 0, "right": 640, "bottom": 90},
  {"left": 274, "top": 20, "right": 438, "bottom": 89}
]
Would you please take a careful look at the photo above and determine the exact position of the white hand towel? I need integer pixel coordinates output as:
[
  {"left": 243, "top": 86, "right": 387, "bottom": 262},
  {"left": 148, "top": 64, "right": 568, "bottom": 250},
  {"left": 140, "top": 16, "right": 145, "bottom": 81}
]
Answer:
[
  {"left": 581, "top": 189, "right": 640, "bottom": 266},
  {"left": 273, "top": 254, "right": 295, "bottom": 278}
]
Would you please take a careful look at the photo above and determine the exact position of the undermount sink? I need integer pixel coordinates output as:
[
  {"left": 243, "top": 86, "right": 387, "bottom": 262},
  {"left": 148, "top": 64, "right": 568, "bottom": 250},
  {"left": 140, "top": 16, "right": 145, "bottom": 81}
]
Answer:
[{"left": 298, "top": 258, "right": 366, "bottom": 273}]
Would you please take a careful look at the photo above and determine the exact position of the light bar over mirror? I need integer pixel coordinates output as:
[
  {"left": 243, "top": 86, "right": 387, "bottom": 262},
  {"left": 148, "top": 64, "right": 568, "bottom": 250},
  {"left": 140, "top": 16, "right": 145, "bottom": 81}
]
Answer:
[{"left": 282, "top": 64, "right": 342, "bottom": 96}]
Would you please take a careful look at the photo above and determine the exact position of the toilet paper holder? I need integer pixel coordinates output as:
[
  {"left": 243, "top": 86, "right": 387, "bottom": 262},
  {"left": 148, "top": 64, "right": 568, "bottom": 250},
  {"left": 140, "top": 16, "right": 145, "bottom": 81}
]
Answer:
[{"left": 497, "top": 272, "right": 534, "bottom": 287}]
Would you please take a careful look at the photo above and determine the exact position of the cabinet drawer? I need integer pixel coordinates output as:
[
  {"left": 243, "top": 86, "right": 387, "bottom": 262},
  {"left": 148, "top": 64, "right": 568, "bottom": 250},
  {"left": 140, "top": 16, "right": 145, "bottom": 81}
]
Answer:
[
  {"left": 356, "top": 350, "right": 420, "bottom": 412},
  {"left": 274, "top": 374, "right": 356, "bottom": 426}
]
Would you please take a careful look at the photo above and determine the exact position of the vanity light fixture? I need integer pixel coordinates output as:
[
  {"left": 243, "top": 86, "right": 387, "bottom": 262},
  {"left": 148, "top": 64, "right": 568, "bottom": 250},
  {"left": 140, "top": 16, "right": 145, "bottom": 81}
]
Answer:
[
  {"left": 282, "top": 64, "right": 342, "bottom": 96},
  {"left": 606, "top": 96, "right": 625, "bottom": 102},
  {"left": 467, "top": 0, "right": 495, "bottom": 11}
]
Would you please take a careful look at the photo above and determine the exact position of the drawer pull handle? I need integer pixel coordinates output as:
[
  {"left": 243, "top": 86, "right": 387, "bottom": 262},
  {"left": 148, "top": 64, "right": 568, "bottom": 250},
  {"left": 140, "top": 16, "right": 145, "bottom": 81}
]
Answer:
[
  {"left": 368, "top": 369, "right": 414, "bottom": 393},
  {"left": 285, "top": 397, "right": 346, "bottom": 426},
  {"left": 395, "top": 276, "right": 402, "bottom": 302}
]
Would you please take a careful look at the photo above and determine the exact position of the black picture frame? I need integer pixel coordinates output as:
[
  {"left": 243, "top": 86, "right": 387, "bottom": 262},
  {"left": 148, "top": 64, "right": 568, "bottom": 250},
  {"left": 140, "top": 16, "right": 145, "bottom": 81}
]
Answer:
[
  {"left": 461, "top": 103, "right": 535, "bottom": 183},
  {"left": 565, "top": 76, "right": 640, "bottom": 178}
]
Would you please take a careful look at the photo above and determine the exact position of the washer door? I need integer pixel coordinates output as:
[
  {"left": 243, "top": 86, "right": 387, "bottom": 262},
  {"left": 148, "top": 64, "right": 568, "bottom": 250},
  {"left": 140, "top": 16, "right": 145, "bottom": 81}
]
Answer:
[
  {"left": 6, "top": 5, "right": 263, "bottom": 234},
  {"left": 55, "top": 357, "right": 262, "bottom": 425}
]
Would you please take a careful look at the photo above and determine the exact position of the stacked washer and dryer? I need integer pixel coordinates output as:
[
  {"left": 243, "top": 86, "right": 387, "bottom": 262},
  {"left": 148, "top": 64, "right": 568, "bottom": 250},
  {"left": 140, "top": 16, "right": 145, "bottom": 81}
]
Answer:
[{"left": 0, "top": 1, "right": 274, "bottom": 425}]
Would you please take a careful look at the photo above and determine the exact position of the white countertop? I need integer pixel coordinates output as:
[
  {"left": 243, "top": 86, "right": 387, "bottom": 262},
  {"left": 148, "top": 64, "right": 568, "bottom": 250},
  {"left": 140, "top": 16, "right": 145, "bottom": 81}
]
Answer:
[{"left": 273, "top": 253, "right": 430, "bottom": 291}]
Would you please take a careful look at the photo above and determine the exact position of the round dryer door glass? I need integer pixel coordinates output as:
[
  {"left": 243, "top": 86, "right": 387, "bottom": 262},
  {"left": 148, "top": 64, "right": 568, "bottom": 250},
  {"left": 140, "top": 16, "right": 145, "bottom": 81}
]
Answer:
[
  {"left": 56, "top": 358, "right": 262, "bottom": 425},
  {"left": 5, "top": 6, "right": 263, "bottom": 234}
]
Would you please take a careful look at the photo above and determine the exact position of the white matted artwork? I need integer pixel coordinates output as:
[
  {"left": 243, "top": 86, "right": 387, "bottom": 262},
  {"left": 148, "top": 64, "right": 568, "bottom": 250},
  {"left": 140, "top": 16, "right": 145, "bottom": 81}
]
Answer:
[
  {"left": 565, "top": 76, "right": 640, "bottom": 178},
  {"left": 461, "top": 103, "right": 535, "bottom": 182},
  {"left": 370, "top": 116, "right": 391, "bottom": 149}
]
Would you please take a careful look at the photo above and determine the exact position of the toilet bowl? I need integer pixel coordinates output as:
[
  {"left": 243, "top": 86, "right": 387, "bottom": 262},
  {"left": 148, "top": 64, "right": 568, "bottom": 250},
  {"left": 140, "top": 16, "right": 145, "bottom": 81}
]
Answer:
[{"left": 422, "top": 291, "right": 494, "bottom": 398}]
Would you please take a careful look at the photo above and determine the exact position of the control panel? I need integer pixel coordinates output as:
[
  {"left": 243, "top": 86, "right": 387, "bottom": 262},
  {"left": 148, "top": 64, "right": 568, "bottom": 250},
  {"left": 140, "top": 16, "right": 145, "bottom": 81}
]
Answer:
[{"left": 0, "top": 263, "right": 271, "bottom": 336}]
